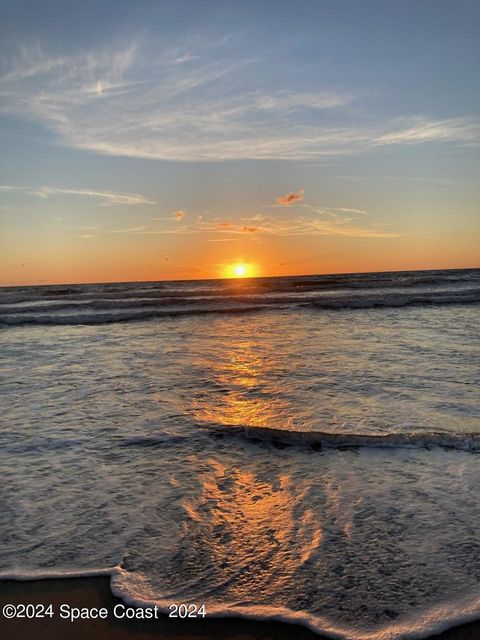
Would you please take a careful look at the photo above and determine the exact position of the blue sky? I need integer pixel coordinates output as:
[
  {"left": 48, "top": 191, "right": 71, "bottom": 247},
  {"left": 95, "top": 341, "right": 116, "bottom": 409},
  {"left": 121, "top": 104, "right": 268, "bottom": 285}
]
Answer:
[{"left": 0, "top": 0, "right": 479, "bottom": 283}]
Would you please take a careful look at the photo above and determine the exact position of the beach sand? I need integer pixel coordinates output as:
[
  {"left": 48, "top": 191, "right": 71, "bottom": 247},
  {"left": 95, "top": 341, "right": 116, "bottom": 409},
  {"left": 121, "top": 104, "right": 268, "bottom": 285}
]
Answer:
[{"left": 0, "top": 577, "right": 479, "bottom": 640}]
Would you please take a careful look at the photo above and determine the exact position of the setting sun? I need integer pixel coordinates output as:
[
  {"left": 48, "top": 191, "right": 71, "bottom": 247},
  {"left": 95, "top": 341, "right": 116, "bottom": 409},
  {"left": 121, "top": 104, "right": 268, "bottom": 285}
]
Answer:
[
  {"left": 234, "top": 264, "right": 247, "bottom": 276},
  {"left": 222, "top": 262, "right": 256, "bottom": 279}
]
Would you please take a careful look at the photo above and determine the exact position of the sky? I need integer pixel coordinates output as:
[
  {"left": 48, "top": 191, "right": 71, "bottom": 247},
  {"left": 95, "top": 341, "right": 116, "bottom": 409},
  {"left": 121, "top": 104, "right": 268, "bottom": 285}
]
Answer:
[{"left": 0, "top": 0, "right": 479, "bottom": 285}]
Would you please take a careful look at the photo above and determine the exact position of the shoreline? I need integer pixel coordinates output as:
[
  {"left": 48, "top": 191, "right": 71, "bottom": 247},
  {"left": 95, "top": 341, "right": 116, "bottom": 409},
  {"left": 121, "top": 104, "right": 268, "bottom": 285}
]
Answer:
[{"left": 1, "top": 577, "right": 480, "bottom": 640}]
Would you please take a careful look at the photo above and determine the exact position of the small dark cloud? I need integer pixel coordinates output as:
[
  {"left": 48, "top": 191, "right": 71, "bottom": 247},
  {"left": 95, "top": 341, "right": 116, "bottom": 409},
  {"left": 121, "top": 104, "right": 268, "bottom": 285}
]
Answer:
[{"left": 276, "top": 189, "right": 304, "bottom": 206}]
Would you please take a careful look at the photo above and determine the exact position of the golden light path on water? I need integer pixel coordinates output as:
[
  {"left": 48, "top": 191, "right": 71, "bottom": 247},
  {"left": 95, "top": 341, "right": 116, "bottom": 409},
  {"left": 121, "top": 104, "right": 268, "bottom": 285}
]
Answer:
[{"left": 191, "top": 335, "right": 295, "bottom": 429}]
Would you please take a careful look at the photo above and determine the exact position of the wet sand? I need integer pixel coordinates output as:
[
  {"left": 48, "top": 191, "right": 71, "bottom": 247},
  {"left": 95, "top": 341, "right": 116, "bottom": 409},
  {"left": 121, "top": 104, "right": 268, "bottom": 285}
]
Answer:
[{"left": 0, "top": 577, "right": 479, "bottom": 640}]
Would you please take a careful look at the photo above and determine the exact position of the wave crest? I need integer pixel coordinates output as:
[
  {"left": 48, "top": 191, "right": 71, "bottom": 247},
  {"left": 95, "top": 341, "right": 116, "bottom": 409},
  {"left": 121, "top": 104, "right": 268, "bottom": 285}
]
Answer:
[{"left": 244, "top": 426, "right": 480, "bottom": 452}]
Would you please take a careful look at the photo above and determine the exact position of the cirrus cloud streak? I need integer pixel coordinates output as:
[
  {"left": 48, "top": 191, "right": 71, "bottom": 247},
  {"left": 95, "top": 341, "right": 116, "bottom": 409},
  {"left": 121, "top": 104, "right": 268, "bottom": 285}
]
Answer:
[
  {"left": 1, "top": 41, "right": 477, "bottom": 162},
  {"left": 0, "top": 184, "right": 155, "bottom": 205}
]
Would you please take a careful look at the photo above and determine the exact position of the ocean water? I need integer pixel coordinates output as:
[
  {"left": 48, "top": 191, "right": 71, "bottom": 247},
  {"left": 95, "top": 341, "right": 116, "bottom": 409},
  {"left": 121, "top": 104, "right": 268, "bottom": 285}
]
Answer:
[{"left": 1, "top": 268, "right": 479, "bottom": 640}]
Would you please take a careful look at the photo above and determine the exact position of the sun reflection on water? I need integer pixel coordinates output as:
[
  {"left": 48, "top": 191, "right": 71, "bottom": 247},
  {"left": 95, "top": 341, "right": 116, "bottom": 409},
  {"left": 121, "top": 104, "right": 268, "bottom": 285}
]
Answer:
[
  {"left": 180, "top": 456, "right": 323, "bottom": 601},
  {"left": 191, "top": 336, "right": 294, "bottom": 429}
]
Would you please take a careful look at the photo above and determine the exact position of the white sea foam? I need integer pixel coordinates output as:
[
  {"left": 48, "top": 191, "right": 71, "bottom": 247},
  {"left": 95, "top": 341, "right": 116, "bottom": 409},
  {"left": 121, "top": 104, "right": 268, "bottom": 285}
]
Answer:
[
  {"left": 0, "top": 567, "right": 116, "bottom": 581},
  {"left": 4, "top": 562, "right": 480, "bottom": 640},
  {"left": 109, "top": 569, "right": 480, "bottom": 640}
]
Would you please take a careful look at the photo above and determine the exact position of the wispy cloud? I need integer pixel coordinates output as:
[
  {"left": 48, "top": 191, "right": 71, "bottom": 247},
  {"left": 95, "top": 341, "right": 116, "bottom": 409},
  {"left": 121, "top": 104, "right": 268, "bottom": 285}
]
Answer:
[
  {"left": 0, "top": 42, "right": 453, "bottom": 161},
  {"left": 0, "top": 185, "right": 24, "bottom": 192},
  {"left": 256, "top": 92, "right": 350, "bottom": 111},
  {"left": 0, "top": 184, "right": 154, "bottom": 205},
  {"left": 32, "top": 186, "right": 155, "bottom": 205},
  {"left": 105, "top": 226, "right": 193, "bottom": 235},
  {"left": 329, "top": 207, "right": 368, "bottom": 215},
  {"left": 195, "top": 209, "right": 400, "bottom": 239},
  {"left": 2, "top": 40, "right": 474, "bottom": 162},
  {"left": 242, "top": 214, "right": 401, "bottom": 238},
  {"left": 373, "top": 117, "right": 480, "bottom": 145},
  {"left": 266, "top": 192, "right": 370, "bottom": 221},
  {"left": 172, "top": 53, "right": 199, "bottom": 64},
  {"left": 108, "top": 226, "right": 147, "bottom": 234},
  {"left": 276, "top": 189, "right": 304, "bottom": 206},
  {"left": 72, "top": 205, "right": 399, "bottom": 239}
]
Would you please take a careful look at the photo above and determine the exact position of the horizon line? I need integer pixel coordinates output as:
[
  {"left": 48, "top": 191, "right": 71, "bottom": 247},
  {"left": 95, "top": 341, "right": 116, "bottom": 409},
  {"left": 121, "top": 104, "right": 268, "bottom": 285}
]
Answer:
[{"left": 1, "top": 264, "right": 479, "bottom": 289}]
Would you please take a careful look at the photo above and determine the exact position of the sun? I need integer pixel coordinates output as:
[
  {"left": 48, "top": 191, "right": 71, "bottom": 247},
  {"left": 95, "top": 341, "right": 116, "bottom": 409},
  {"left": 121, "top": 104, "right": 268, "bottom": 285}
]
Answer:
[
  {"left": 222, "top": 262, "right": 256, "bottom": 278},
  {"left": 234, "top": 264, "right": 247, "bottom": 277}
]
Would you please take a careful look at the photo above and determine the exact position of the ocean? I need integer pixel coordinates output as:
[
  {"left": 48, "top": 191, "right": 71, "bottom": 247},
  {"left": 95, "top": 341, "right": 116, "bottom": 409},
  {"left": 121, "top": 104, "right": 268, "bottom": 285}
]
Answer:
[{"left": 1, "top": 268, "right": 479, "bottom": 640}]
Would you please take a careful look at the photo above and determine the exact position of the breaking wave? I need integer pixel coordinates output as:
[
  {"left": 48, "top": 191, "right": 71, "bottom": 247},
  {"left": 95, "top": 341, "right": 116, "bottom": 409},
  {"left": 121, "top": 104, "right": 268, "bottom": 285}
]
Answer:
[
  {"left": 1, "top": 268, "right": 478, "bottom": 326},
  {"left": 244, "top": 426, "right": 480, "bottom": 452}
]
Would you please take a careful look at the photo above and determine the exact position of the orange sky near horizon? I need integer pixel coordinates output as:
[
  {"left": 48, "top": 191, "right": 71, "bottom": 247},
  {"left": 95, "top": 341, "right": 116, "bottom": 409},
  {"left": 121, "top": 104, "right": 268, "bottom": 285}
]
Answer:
[{"left": 1, "top": 214, "right": 478, "bottom": 286}]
